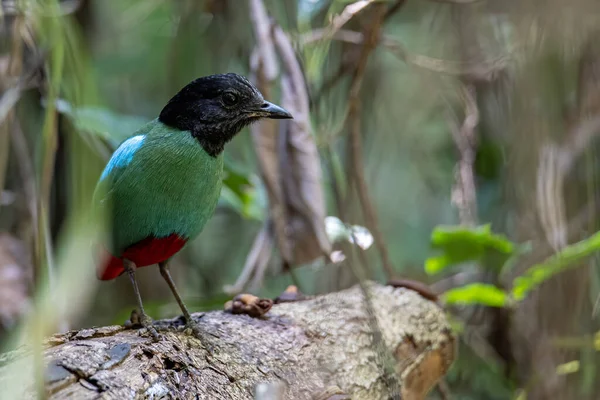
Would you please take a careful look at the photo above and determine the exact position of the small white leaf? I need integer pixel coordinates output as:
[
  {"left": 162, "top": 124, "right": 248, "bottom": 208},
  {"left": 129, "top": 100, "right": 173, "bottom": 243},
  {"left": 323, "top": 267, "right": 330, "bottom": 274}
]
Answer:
[
  {"left": 325, "top": 216, "right": 349, "bottom": 242},
  {"left": 324, "top": 216, "right": 374, "bottom": 250},
  {"left": 350, "top": 225, "right": 374, "bottom": 250},
  {"left": 330, "top": 250, "right": 346, "bottom": 263}
]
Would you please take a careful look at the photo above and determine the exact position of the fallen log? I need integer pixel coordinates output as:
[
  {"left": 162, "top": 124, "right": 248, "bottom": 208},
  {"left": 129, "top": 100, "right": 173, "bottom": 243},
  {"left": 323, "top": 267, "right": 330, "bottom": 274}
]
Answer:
[{"left": 0, "top": 282, "right": 455, "bottom": 399}]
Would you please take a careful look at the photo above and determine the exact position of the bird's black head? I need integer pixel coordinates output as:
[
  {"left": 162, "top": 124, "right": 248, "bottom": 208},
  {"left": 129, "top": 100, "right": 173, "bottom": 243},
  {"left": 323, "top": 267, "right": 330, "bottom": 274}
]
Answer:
[{"left": 159, "top": 73, "right": 292, "bottom": 157}]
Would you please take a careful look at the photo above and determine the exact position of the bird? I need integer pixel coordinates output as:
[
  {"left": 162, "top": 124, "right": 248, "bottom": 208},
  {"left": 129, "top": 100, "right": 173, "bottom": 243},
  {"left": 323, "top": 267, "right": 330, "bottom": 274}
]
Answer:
[{"left": 93, "top": 73, "right": 292, "bottom": 339}]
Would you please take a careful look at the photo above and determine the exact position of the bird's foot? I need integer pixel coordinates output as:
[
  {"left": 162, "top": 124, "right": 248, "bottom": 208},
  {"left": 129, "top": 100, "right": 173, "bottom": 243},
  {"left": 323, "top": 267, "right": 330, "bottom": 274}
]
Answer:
[
  {"left": 181, "top": 319, "right": 215, "bottom": 354},
  {"left": 124, "top": 309, "right": 160, "bottom": 342}
]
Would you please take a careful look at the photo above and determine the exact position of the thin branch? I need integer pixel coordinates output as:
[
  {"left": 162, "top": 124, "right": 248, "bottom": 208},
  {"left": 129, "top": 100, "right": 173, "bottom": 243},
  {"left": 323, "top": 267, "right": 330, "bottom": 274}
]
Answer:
[
  {"left": 223, "top": 221, "right": 272, "bottom": 295},
  {"left": 249, "top": 0, "right": 278, "bottom": 81},
  {"left": 324, "top": 0, "right": 379, "bottom": 41},
  {"left": 557, "top": 115, "right": 600, "bottom": 173},
  {"left": 308, "top": 0, "right": 392, "bottom": 102},
  {"left": 301, "top": 29, "right": 508, "bottom": 81},
  {"left": 346, "top": 4, "right": 396, "bottom": 280},
  {"left": 449, "top": 83, "right": 479, "bottom": 225},
  {"left": 248, "top": 0, "right": 291, "bottom": 267},
  {"left": 536, "top": 144, "right": 567, "bottom": 250}
]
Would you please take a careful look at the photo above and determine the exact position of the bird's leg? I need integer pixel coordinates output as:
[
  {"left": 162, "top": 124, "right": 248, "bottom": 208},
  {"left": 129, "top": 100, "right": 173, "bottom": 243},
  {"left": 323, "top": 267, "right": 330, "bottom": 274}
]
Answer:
[
  {"left": 158, "top": 260, "right": 202, "bottom": 337},
  {"left": 123, "top": 259, "right": 160, "bottom": 341}
]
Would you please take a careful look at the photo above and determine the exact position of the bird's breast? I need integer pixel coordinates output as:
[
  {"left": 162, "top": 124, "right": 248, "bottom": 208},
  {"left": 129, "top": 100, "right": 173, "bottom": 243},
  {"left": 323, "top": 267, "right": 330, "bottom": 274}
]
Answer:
[{"left": 109, "top": 134, "right": 224, "bottom": 252}]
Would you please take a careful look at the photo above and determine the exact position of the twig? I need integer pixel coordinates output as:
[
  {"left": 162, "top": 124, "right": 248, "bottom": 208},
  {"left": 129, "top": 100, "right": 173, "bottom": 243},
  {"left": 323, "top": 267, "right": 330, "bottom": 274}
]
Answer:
[
  {"left": 346, "top": 4, "right": 396, "bottom": 280},
  {"left": 248, "top": 0, "right": 291, "bottom": 267},
  {"left": 324, "top": 0, "right": 379, "bottom": 41},
  {"left": 537, "top": 144, "right": 567, "bottom": 250},
  {"left": 558, "top": 115, "right": 600, "bottom": 173},
  {"left": 301, "top": 29, "right": 508, "bottom": 81},
  {"left": 249, "top": 0, "right": 278, "bottom": 81},
  {"left": 449, "top": 83, "right": 479, "bottom": 225},
  {"left": 536, "top": 37, "right": 600, "bottom": 251},
  {"left": 223, "top": 221, "right": 272, "bottom": 295},
  {"left": 309, "top": 0, "right": 393, "bottom": 102},
  {"left": 272, "top": 25, "right": 332, "bottom": 262},
  {"left": 384, "top": 39, "right": 506, "bottom": 81}
]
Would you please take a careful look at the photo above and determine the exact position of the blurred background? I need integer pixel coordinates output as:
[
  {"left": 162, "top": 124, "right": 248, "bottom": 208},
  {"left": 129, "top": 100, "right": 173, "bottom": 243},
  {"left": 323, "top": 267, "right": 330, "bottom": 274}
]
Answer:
[{"left": 2, "top": 0, "right": 600, "bottom": 399}]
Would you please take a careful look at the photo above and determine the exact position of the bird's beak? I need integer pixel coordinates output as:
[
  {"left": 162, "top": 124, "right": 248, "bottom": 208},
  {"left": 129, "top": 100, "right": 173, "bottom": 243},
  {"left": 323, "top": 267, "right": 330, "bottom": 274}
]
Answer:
[{"left": 259, "top": 101, "right": 293, "bottom": 119}]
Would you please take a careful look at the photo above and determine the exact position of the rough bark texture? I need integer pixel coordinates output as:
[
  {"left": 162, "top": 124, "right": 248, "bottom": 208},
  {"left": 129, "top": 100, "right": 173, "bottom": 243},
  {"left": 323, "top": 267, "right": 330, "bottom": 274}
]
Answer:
[{"left": 0, "top": 283, "right": 455, "bottom": 400}]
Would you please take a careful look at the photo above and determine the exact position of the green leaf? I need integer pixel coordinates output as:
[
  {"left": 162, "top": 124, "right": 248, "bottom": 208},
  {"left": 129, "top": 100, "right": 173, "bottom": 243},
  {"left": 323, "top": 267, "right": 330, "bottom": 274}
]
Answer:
[
  {"left": 56, "top": 99, "right": 147, "bottom": 146},
  {"left": 220, "top": 161, "right": 264, "bottom": 221},
  {"left": 556, "top": 360, "right": 580, "bottom": 375},
  {"left": 512, "top": 230, "right": 600, "bottom": 300},
  {"left": 425, "top": 224, "right": 515, "bottom": 275},
  {"left": 442, "top": 283, "right": 509, "bottom": 308},
  {"left": 425, "top": 255, "right": 452, "bottom": 275}
]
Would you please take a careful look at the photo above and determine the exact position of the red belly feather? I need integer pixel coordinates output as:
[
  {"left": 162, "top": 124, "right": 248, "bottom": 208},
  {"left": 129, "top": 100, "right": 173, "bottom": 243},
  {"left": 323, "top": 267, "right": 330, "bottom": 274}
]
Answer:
[{"left": 97, "top": 234, "right": 187, "bottom": 280}]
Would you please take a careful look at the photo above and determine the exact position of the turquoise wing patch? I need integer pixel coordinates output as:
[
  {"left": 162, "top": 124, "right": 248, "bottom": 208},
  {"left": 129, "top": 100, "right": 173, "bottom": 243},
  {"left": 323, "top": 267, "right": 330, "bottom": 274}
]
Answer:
[{"left": 100, "top": 135, "right": 146, "bottom": 181}]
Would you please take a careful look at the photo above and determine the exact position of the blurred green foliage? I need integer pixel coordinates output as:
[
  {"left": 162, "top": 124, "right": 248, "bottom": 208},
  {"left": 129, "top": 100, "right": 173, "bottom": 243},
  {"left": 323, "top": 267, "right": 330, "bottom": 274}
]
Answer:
[
  {"left": 426, "top": 225, "right": 600, "bottom": 310},
  {"left": 513, "top": 231, "right": 600, "bottom": 301},
  {"left": 443, "top": 283, "right": 509, "bottom": 308},
  {"left": 3, "top": 0, "right": 600, "bottom": 399},
  {"left": 425, "top": 224, "right": 515, "bottom": 275}
]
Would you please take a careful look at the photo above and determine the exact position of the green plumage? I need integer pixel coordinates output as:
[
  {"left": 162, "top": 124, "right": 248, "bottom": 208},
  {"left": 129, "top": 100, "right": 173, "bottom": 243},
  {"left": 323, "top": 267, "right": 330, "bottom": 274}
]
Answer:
[
  {"left": 92, "top": 73, "right": 291, "bottom": 339},
  {"left": 94, "top": 119, "right": 223, "bottom": 255}
]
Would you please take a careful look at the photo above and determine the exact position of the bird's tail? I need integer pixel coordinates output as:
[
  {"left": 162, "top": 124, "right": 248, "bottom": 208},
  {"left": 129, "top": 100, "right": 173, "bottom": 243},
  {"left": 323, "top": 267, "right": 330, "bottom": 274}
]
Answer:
[{"left": 96, "top": 246, "right": 125, "bottom": 281}]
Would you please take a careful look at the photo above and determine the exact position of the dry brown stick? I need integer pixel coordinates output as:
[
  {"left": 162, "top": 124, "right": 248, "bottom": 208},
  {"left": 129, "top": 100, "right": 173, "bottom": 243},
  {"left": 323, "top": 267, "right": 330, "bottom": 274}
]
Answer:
[
  {"left": 558, "top": 115, "right": 600, "bottom": 174},
  {"left": 449, "top": 4, "right": 483, "bottom": 227},
  {"left": 323, "top": 0, "right": 379, "bottom": 41},
  {"left": 346, "top": 3, "right": 397, "bottom": 281},
  {"left": 302, "top": 29, "right": 508, "bottom": 81},
  {"left": 248, "top": 0, "right": 291, "bottom": 266},
  {"left": 449, "top": 83, "right": 479, "bottom": 225},
  {"left": 249, "top": 0, "right": 278, "bottom": 81}
]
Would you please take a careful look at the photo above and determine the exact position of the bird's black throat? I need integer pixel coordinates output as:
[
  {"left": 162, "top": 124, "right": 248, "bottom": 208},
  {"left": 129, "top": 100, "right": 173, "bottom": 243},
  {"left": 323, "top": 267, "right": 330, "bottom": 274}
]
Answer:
[{"left": 159, "top": 110, "right": 258, "bottom": 158}]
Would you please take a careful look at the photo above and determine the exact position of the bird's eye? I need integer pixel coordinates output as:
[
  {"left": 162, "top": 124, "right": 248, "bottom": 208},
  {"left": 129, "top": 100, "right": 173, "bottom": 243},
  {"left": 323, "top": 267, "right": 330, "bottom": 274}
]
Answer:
[{"left": 222, "top": 92, "right": 239, "bottom": 107}]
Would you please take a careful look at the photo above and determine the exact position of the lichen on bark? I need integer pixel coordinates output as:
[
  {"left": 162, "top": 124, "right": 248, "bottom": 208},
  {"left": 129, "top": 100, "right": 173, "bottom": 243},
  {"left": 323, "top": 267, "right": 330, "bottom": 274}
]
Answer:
[{"left": 0, "top": 282, "right": 455, "bottom": 400}]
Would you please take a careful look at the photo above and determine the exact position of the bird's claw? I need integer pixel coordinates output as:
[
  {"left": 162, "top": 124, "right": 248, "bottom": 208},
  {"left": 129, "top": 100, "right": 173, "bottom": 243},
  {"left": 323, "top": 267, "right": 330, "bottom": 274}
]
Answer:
[
  {"left": 125, "top": 309, "right": 160, "bottom": 341},
  {"left": 183, "top": 321, "right": 214, "bottom": 354},
  {"left": 143, "top": 319, "right": 161, "bottom": 342}
]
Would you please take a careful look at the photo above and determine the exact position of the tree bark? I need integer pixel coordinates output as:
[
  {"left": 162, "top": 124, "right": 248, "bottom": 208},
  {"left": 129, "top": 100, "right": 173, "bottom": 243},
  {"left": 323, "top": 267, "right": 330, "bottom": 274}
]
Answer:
[{"left": 0, "top": 283, "right": 455, "bottom": 400}]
